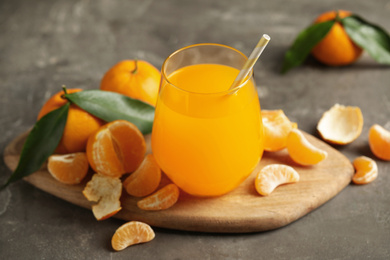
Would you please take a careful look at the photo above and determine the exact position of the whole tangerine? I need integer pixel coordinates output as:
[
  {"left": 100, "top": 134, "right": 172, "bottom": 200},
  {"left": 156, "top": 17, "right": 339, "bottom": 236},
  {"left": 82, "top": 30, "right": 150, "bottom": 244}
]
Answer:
[
  {"left": 311, "top": 10, "right": 363, "bottom": 66},
  {"left": 100, "top": 60, "right": 161, "bottom": 106},
  {"left": 37, "top": 88, "right": 104, "bottom": 154}
]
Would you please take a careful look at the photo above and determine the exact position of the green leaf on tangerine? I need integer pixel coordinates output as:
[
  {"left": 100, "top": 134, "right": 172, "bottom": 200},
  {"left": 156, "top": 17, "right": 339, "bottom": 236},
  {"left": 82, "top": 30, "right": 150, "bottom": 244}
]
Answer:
[
  {"left": 281, "top": 20, "right": 335, "bottom": 74},
  {"left": 64, "top": 90, "right": 155, "bottom": 134},
  {"left": 2, "top": 103, "right": 69, "bottom": 188},
  {"left": 342, "top": 15, "right": 390, "bottom": 64}
]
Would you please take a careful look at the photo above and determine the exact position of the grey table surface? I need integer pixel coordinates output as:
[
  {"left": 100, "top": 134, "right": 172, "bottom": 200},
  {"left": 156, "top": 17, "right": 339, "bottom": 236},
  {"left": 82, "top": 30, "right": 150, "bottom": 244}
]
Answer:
[{"left": 1, "top": 0, "right": 389, "bottom": 259}]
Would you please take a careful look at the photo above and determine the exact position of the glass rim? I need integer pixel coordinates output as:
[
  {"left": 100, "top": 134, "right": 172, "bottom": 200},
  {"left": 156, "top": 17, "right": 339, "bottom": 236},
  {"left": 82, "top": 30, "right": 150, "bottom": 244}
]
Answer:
[{"left": 161, "top": 43, "right": 254, "bottom": 96}]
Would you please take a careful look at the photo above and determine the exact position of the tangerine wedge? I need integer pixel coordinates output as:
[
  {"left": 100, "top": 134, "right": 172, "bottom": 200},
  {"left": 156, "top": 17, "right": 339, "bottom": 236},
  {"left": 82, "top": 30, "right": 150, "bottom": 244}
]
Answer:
[
  {"left": 111, "top": 221, "right": 155, "bottom": 251},
  {"left": 137, "top": 183, "right": 179, "bottom": 211},
  {"left": 47, "top": 152, "right": 89, "bottom": 185},
  {"left": 82, "top": 173, "right": 122, "bottom": 220},
  {"left": 317, "top": 104, "right": 363, "bottom": 145},
  {"left": 86, "top": 120, "right": 146, "bottom": 177},
  {"left": 255, "top": 164, "right": 300, "bottom": 196},
  {"left": 262, "top": 110, "right": 298, "bottom": 151},
  {"left": 123, "top": 154, "right": 162, "bottom": 197},
  {"left": 352, "top": 156, "right": 378, "bottom": 184},
  {"left": 287, "top": 129, "right": 328, "bottom": 165},
  {"left": 369, "top": 124, "right": 390, "bottom": 161}
]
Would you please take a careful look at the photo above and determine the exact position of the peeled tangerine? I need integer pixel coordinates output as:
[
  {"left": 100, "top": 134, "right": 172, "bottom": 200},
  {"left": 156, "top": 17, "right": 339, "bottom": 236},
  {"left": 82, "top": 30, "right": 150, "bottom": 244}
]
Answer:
[
  {"left": 317, "top": 104, "right": 363, "bottom": 145},
  {"left": 287, "top": 129, "right": 328, "bottom": 166},
  {"left": 262, "top": 110, "right": 298, "bottom": 151},
  {"left": 111, "top": 221, "right": 155, "bottom": 251},
  {"left": 352, "top": 156, "right": 378, "bottom": 184},
  {"left": 86, "top": 120, "right": 146, "bottom": 177},
  {"left": 82, "top": 173, "right": 122, "bottom": 220},
  {"left": 255, "top": 164, "right": 300, "bottom": 196},
  {"left": 369, "top": 124, "right": 390, "bottom": 161}
]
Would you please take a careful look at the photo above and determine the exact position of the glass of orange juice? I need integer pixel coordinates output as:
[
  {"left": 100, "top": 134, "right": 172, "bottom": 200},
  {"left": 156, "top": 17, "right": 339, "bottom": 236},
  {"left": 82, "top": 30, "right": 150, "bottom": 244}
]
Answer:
[{"left": 151, "top": 43, "right": 264, "bottom": 197}]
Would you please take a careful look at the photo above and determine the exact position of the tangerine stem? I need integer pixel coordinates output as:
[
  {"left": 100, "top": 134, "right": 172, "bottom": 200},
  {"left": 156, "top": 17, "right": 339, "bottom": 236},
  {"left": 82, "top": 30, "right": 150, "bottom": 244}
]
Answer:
[
  {"left": 132, "top": 59, "right": 138, "bottom": 74},
  {"left": 61, "top": 85, "right": 72, "bottom": 103},
  {"left": 62, "top": 85, "right": 68, "bottom": 95},
  {"left": 335, "top": 10, "right": 341, "bottom": 23}
]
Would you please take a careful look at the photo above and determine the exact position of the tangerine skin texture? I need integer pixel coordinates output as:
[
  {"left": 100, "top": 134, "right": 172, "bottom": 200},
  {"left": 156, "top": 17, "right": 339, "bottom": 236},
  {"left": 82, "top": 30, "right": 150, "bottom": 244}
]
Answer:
[
  {"left": 311, "top": 10, "right": 363, "bottom": 66},
  {"left": 37, "top": 88, "right": 104, "bottom": 154},
  {"left": 100, "top": 60, "right": 161, "bottom": 106}
]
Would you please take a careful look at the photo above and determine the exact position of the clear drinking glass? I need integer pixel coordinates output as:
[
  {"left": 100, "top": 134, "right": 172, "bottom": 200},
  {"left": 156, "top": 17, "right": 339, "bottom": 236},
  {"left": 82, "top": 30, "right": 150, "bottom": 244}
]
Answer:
[{"left": 151, "top": 43, "right": 264, "bottom": 197}]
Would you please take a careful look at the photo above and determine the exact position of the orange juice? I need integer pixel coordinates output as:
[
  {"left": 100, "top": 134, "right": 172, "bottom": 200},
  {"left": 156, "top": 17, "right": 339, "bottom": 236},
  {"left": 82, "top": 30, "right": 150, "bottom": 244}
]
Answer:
[{"left": 152, "top": 44, "right": 264, "bottom": 197}]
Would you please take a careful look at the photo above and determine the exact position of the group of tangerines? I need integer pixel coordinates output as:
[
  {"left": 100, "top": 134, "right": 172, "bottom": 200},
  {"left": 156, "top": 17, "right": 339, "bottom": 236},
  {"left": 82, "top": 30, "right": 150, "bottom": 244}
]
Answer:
[
  {"left": 39, "top": 60, "right": 170, "bottom": 250},
  {"left": 35, "top": 10, "right": 390, "bottom": 251}
]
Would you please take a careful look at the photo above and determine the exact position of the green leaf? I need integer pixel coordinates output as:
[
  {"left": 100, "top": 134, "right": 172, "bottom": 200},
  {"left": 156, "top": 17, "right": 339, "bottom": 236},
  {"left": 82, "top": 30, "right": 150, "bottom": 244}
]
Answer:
[
  {"left": 65, "top": 90, "right": 155, "bottom": 134},
  {"left": 281, "top": 20, "right": 335, "bottom": 74},
  {"left": 2, "top": 103, "right": 69, "bottom": 188},
  {"left": 342, "top": 15, "right": 390, "bottom": 64}
]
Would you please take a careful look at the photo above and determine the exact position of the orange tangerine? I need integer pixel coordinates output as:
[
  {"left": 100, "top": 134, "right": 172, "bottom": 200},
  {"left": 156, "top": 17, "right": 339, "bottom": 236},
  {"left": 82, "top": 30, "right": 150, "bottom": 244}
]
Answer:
[
  {"left": 100, "top": 60, "right": 161, "bottom": 106},
  {"left": 352, "top": 156, "right": 378, "bottom": 184},
  {"left": 123, "top": 154, "right": 161, "bottom": 197},
  {"left": 111, "top": 221, "right": 155, "bottom": 251},
  {"left": 255, "top": 164, "right": 300, "bottom": 196},
  {"left": 37, "top": 88, "right": 81, "bottom": 119},
  {"left": 317, "top": 104, "right": 363, "bottom": 145},
  {"left": 47, "top": 152, "right": 89, "bottom": 185},
  {"left": 82, "top": 173, "right": 122, "bottom": 220},
  {"left": 287, "top": 129, "right": 328, "bottom": 165},
  {"left": 262, "top": 110, "right": 298, "bottom": 151},
  {"left": 311, "top": 10, "right": 363, "bottom": 66},
  {"left": 86, "top": 120, "right": 146, "bottom": 177},
  {"left": 369, "top": 124, "right": 390, "bottom": 161},
  {"left": 38, "top": 88, "right": 104, "bottom": 153},
  {"left": 137, "top": 183, "right": 179, "bottom": 211}
]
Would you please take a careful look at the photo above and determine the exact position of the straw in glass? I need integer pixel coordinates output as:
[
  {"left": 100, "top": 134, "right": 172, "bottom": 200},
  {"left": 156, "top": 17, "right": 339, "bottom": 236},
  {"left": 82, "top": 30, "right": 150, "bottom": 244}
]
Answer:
[{"left": 229, "top": 34, "right": 270, "bottom": 91}]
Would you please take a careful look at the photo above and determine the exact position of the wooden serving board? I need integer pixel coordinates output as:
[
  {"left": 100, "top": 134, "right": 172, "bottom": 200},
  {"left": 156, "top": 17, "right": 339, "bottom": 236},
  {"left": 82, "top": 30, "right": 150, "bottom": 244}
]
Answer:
[{"left": 4, "top": 131, "right": 354, "bottom": 233}]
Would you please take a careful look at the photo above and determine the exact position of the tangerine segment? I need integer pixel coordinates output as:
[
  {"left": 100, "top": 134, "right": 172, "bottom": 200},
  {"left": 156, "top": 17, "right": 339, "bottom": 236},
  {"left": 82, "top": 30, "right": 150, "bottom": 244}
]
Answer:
[
  {"left": 82, "top": 173, "right": 122, "bottom": 220},
  {"left": 123, "top": 154, "right": 162, "bottom": 197},
  {"left": 317, "top": 104, "right": 363, "bottom": 145},
  {"left": 287, "top": 129, "right": 328, "bottom": 165},
  {"left": 255, "top": 164, "right": 300, "bottom": 196},
  {"left": 352, "top": 156, "right": 378, "bottom": 184},
  {"left": 111, "top": 221, "right": 155, "bottom": 251},
  {"left": 47, "top": 152, "right": 89, "bottom": 185},
  {"left": 369, "top": 124, "right": 390, "bottom": 161},
  {"left": 262, "top": 110, "right": 298, "bottom": 151},
  {"left": 86, "top": 120, "right": 146, "bottom": 177},
  {"left": 137, "top": 184, "right": 179, "bottom": 211}
]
